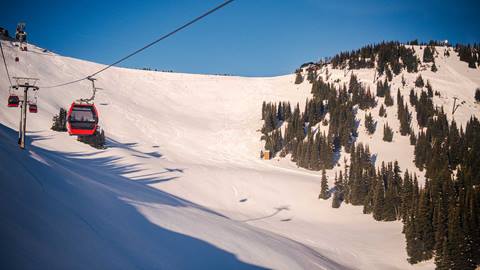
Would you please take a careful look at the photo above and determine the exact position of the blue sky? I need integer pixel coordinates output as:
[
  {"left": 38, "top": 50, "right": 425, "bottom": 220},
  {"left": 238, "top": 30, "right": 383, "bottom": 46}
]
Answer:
[{"left": 2, "top": 0, "right": 479, "bottom": 76}]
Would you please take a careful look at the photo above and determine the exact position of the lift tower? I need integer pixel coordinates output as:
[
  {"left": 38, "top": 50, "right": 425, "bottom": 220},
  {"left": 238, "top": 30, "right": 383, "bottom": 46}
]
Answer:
[{"left": 13, "top": 77, "right": 39, "bottom": 149}]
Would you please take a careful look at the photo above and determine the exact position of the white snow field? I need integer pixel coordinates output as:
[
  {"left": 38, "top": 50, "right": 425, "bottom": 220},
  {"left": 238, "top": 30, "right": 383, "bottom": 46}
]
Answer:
[{"left": 1, "top": 40, "right": 479, "bottom": 269}]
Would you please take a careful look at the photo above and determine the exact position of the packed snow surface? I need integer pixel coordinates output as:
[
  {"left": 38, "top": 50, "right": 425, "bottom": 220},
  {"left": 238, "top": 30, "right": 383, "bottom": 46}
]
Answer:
[{"left": 1, "top": 41, "right": 479, "bottom": 269}]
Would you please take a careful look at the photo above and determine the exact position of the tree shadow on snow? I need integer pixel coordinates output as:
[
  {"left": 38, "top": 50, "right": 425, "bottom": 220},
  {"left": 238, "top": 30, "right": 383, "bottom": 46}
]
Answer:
[
  {"left": 106, "top": 138, "right": 163, "bottom": 159},
  {"left": 0, "top": 123, "right": 268, "bottom": 270}
]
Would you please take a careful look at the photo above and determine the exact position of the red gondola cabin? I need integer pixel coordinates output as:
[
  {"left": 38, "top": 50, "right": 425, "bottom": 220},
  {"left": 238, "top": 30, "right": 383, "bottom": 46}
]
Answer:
[
  {"left": 67, "top": 103, "right": 98, "bottom": 136},
  {"left": 29, "top": 103, "right": 38, "bottom": 113},
  {"left": 8, "top": 95, "right": 20, "bottom": 107}
]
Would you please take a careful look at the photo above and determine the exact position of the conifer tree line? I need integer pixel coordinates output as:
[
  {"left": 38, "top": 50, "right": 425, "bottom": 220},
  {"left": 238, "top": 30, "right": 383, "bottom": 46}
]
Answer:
[
  {"left": 319, "top": 143, "right": 405, "bottom": 223},
  {"left": 292, "top": 129, "right": 334, "bottom": 170},
  {"left": 405, "top": 40, "right": 479, "bottom": 69},
  {"left": 394, "top": 78, "right": 479, "bottom": 268},
  {"left": 306, "top": 66, "right": 318, "bottom": 83},
  {"left": 321, "top": 114, "right": 480, "bottom": 269},
  {"left": 260, "top": 74, "right": 378, "bottom": 168},
  {"left": 348, "top": 74, "right": 376, "bottom": 109},
  {"left": 455, "top": 44, "right": 479, "bottom": 69},
  {"left": 422, "top": 45, "right": 439, "bottom": 72},
  {"left": 410, "top": 87, "right": 435, "bottom": 128},
  {"left": 260, "top": 98, "right": 334, "bottom": 169},
  {"left": 406, "top": 40, "right": 450, "bottom": 46},
  {"left": 383, "top": 87, "right": 394, "bottom": 107},
  {"left": 329, "top": 41, "right": 419, "bottom": 76},
  {"left": 270, "top": 40, "right": 480, "bottom": 269},
  {"left": 294, "top": 69, "right": 304, "bottom": 84},
  {"left": 422, "top": 45, "right": 436, "bottom": 63},
  {"left": 261, "top": 101, "right": 292, "bottom": 134},
  {"left": 375, "top": 78, "right": 390, "bottom": 97},
  {"left": 408, "top": 74, "right": 437, "bottom": 129},
  {"left": 300, "top": 41, "right": 478, "bottom": 80},
  {"left": 406, "top": 114, "right": 480, "bottom": 269},
  {"left": 397, "top": 89, "right": 412, "bottom": 135}
]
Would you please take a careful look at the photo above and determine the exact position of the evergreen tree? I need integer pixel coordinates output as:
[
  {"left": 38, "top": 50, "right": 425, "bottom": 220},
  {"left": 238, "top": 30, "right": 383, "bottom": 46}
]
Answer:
[
  {"left": 468, "top": 57, "right": 477, "bottom": 68},
  {"left": 475, "top": 88, "right": 480, "bottom": 102},
  {"left": 400, "top": 171, "right": 413, "bottom": 222},
  {"left": 397, "top": 90, "right": 412, "bottom": 135},
  {"left": 431, "top": 62, "right": 438, "bottom": 72},
  {"left": 364, "top": 112, "right": 376, "bottom": 134},
  {"left": 379, "top": 104, "right": 386, "bottom": 117},
  {"left": 405, "top": 212, "right": 416, "bottom": 259},
  {"left": 332, "top": 172, "right": 344, "bottom": 208},
  {"left": 406, "top": 209, "right": 423, "bottom": 263},
  {"left": 347, "top": 143, "right": 374, "bottom": 206},
  {"left": 261, "top": 101, "right": 266, "bottom": 120},
  {"left": 294, "top": 69, "right": 304, "bottom": 84},
  {"left": 426, "top": 80, "right": 433, "bottom": 97},
  {"left": 51, "top": 108, "right": 67, "bottom": 132},
  {"left": 285, "top": 102, "right": 292, "bottom": 120},
  {"left": 383, "top": 123, "right": 394, "bottom": 142},
  {"left": 383, "top": 182, "right": 397, "bottom": 221},
  {"left": 376, "top": 78, "right": 390, "bottom": 97},
  {"left": 306, "top": 67, "right": 317, "bottom": 83},
  {"left": 384, "top": 87, "right": 394, "bottom": 107},
  {"left": 261, "top": 107, "right": 277, "bottom": 134},
  {"left": 457, "top": 45, "right": 478, "bottom": 69},
  {"left": 415, "top": 74, "right": 425, "bottom": 88},
  {"left": 277, "top": 102, "right": 284, "bottom": 121},
  {"left": 416, "top": 185, "right": 434, "bottom": 261},
  {"left": 385, "top": 66, "right": 393, "bottom": 81},
  {"left": 415, "top": 91, "right": 435, "bottom": 127},
  {"left": 372, "top": 169, "right": 385, "bottom": 220},
  {"left": 409, "top": 132, "right": 416, "bottom": 145},
  {"left": 465, "top": 187, "right": 480, "bottom": 267},
  {"left": 363, "top": 175, "right": 375, "bottom": 214},
  {"left": 319, "top": 168, "right": 330, "bottom": 199},
  {"left": 444, "top": 203, "right": 467, "bottom": 269},
  {"left": 423, "top": 46, "right": 435, "bottom": 63},
  {"left": 414, "top": 130, "right": 428, "bottom": 170},
  {"left": 376, "top": 162, "right": 402, "bottom": 221},
  {"left": 392, "top": 61, "right": 401, "bottom": 75},
  {"left": 434, "top": 178, "right": 452, "bottom": 268},
  {"left": 409, "top": 88, "right": 417, "bottom": 107}
]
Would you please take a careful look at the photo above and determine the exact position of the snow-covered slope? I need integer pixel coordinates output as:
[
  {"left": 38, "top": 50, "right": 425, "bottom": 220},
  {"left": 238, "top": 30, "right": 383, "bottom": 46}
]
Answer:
[
  {"left": 311, "top": 45, "right": 480, "bottom": 180},
  {"left": 0, "top": 41, "right": 478, "bottom": 269}
]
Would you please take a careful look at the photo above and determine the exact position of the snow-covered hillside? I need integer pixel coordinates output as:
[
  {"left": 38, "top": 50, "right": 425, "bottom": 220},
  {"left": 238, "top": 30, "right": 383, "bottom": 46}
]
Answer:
[
  {"left": 296, "top": 45, "right": 480, "bottom": 181},
  {"left": 0, "top": 40, "right": 478, "bottom": 269}
]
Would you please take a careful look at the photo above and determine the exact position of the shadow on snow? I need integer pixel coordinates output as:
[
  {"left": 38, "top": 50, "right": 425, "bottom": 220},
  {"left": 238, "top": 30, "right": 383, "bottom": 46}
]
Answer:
[{"left": 0, "top": 123, "right": 267, "bottom": 270}]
